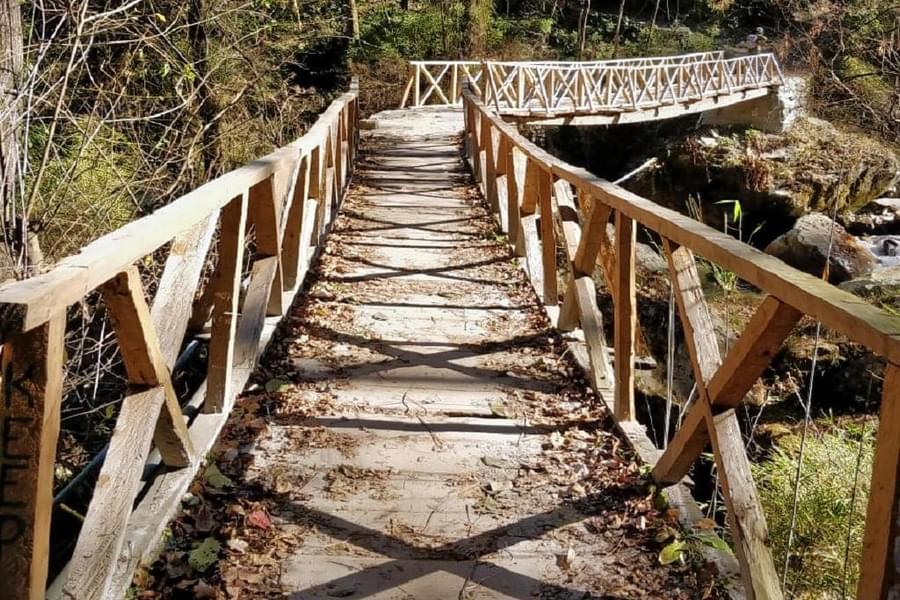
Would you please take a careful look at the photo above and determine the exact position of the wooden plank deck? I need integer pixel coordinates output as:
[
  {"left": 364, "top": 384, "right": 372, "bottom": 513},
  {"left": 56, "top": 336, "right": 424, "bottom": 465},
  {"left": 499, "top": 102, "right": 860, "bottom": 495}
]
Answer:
[{"left": 136, "top": 107, "right": 727, "bottom": 599}]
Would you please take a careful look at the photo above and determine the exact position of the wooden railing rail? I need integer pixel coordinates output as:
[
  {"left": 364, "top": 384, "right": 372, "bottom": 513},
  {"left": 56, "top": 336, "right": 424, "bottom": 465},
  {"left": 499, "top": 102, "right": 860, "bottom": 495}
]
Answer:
[
  {"left": 0, "top": 80, "right": 360, "bottom": 600},
  {"left": 462, "top": 81, "right": 900, "bottom": 600},
  {"left": 400, "top": 61, "right": 483, "bottom": 108},
  {"left": 483, "top": 53, "right": 783, "bottom": 115},
  {"left": 399, "top": 52, "right": 779, "bottom": 113}
]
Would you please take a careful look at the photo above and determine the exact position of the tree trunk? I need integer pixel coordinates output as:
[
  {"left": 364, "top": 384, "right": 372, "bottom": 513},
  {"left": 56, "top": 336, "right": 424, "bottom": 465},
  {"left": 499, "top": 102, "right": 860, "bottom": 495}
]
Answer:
[
  {"left": 0, "top": 0, "right": 24, "bottom": 277},
  {"left": 611, "top": 0, "right": 627, "bottom": 58},
  {"left": 577, "top": 0, "right": 591, "bottom": 59},
  {"left": 347, "top": 0, "right": 360, "bottom": 39},
  {"left": 188, "top": 0, "right": 221, "bottom": 182},
  {"left": 465, "top": 0, "right": 489, "bottom": 56}
]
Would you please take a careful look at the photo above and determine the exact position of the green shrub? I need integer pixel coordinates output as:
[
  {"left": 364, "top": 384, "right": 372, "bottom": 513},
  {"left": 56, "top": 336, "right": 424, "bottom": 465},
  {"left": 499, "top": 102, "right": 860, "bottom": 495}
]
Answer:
[
  {"left": 753, "top": 426, "right": 874, "bottom": 597},
  {"left": 28, "top": 119, "right": 139, "bottom": 260}
]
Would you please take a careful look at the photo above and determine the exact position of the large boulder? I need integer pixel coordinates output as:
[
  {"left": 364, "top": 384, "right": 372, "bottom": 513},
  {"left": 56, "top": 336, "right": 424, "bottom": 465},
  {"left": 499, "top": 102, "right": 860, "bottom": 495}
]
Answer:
[
  {"left": 764, "top": 213, "right": 877, "bottom": 283},
  {"left": 840, "top": 266, "right": 900, "bottom": 312}
]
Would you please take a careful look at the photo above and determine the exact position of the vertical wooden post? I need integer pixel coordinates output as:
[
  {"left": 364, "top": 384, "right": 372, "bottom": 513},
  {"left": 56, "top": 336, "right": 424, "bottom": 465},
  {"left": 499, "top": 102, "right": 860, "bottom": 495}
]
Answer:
[
  {"left": 537, "top": 167, "right": 557, "bottom": 306},
  {"left": 451, "top": 64, "right": 459, "bottom": 104},
  {"left": 859, "top": 363, "right": 900, "bottom": 600},
  {"left": 0, "top": 313, "right": 65, "bottom": 600},
  {"left": 414, "top": 65, "right": 421, "bottom": 107},
  {"left": 614, "top": 210, "right": 635, "bottom": 421},
  {"left": 506, "top": 146, "right": 525, "bottom": 255},
  {"left": 282, "top": 156, "right": 310, "bottom": 289},
  {"left": 481, "top": 119, "right": 499, "bottom": 214},
  {"left": 206, "top": 193, "right": 248, "bottom": 413},
  {"left": 248, "top": 175, "right": 283, "bottom": 317}
]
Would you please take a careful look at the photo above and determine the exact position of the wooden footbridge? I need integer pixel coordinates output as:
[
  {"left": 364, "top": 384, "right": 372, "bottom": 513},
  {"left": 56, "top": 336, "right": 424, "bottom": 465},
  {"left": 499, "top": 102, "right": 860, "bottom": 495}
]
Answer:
[
  {"left": 0, "top": 53, "right": 898, "bottom": 600},
  {"left": 402, "top": 51, "right": 784, "bottom": 125}
]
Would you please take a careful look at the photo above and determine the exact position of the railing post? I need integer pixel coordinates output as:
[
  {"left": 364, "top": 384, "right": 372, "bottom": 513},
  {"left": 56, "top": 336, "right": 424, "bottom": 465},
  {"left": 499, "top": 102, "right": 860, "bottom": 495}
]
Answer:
[
  {"left": 480, "top": 117, "right": 498, "bottom": 212},
  {"left": 414, "top": 64, "right": 421, "bottom": 107},
  {"left": 859, "top": 363, "right": 900, "bottom": 599},
  {"left": 613, "top": 210, "right": 635, "bottom": 421},
  {"left": 206, "top": 193, "right": 249, "bottom": 413},
  {"left": 538, "top": 167, "right": 557, "bottom": 306},
  {"left": 0, "top": 313, "right": 65, "bottom": 600}
]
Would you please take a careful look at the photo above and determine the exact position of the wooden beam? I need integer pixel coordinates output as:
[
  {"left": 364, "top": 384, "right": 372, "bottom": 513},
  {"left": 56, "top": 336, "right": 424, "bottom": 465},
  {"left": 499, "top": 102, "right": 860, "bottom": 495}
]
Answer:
[
  {"left": 206, "top": 194, "right": 248, "bottom": 413},
  {"left": 708, "top": 408, "right": 784, "bottom": 600},
  {"left": 151, "top": 213, "right": 218, "bottom": 365},
  {"left": 100, "top": 268, "right": 193, "bottom": 467},
  {"left": 653, "top": 295, "right": 800, "bottom": 484},
  {"left": 614, "top": 210, "right": 636, "bottom": 421},
  {"left": 0, "top": 312, "right": 64, "bottom": 600},
  {"left": 573, "top": 275, "right": 613, "bottom": 388},
  {"left": 506, "top": 147, "right": 526, "bottom": 254},
  {"left": 706, "top": 296, "right": 801, "bottom": 406},
  {"left": 859, "top": 363, "right": 900, "bottom": 599},
  {"left": 521, "top": 213, "right": 543, "bottom": 298},
  {"left": 248, "top": 175, "right": 284, "bottom": 317},
  {"left": 574, "top": 200, "right": 613, "bottom": 277},
  {"left": 66, "top": 268, "right": 196, "bottom": 599},
  {"left": 234, "top": 257, "right": 280, "bottom": 371},
  {"left": 663, "top": 240, "right": 721, "bottom": 382},
  {"left": 521, "top": 159, "right": 541, "bottom": 215},
  {"left": 537, "top": 167, "right": 558, "bottom": 306},
  {"left": 281, "top": 156, "right": 310, "bottom": 289}
]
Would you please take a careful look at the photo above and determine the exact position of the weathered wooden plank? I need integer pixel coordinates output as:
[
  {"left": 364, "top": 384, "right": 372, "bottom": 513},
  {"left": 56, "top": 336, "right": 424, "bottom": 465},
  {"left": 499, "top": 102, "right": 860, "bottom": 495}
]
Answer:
[
  {"left": 537, "top": 167, "right": 558, "bottom": 306},
  {"left": 481, "top": 119, "right": 500, "bottom": 214},
  {"left": 281, "top": 155, "right": 310, "bottom": 289},
  {"left": 574, "top": 200, "right": 613, "bottom": 277},
  {"left": 709, "top": 409, "right": 784, "bottom": 600},
  {"left": 234, "top": 257, "right": 280, "bottom": 371},
  {"left": 101, "top": 268, "right": 193, "bottom": 467},
  {"left": 248, "top": 175, "right": 284, "bottom": 317},
  {"left": 521, "top": 213, "right": 543, "bottom": 298},
  {"left": 521, "top": 159, "right": 541, "bottom": 215},
  {"left": 663, "top": 240, "right": 721, "bottom": 382},
  {"left": 66, "top": 268, "right": 195, "bottom": 600},
  {"left": 0, "top": 313, "right": 64, "bottom": 600},
  {"left": 507, "top": 147, "right": 526, "bottom": 255},
  {"left": 573, "top": 275, "right": 613, "bottom": 387},
  {"left": 206, "top": 194, "right": 248, "bottom": 413},
  {"left": 62, "top": 388, "right": 164, "bottom": 600},
  {"left": 613, "top": 211, "right": 636, "bottom": 421},
  {"left": 150, "top": 213, "right": 218, "bottom": 367},
  {"left": 859, "top": 363, "right": 900, "bottom": 599}
]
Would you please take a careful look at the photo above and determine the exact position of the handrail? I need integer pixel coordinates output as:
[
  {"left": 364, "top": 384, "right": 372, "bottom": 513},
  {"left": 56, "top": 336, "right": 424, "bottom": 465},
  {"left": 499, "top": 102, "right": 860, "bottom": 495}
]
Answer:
[
  {"left": 483, "top": 53, "right": 783, "bottom": 115},
  {"left": 0, "top": 79, "right": 360, "bottom": 600},
  {"left": 462, "top": 81, "right": 900, "bottom": 599},
  {"left": 400, "top": 50, "right": 725, "bottom": 108}
]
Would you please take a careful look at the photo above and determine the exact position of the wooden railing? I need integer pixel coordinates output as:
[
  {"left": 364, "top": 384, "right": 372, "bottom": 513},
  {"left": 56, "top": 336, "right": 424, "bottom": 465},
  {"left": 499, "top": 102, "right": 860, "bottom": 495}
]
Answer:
[
  {"left": 400, "top": 61, "right": 483, "bottom": 108},
  {"left": 462, "top": 82, "right": 900, "bottom": 599},
  {"left": 399, "top": 52, "right": 781, "bottom": 115},
  {"left": 483, "top": 53, "right": 783, "bottom": 115},
  {"left": 0, "top": 80, "right": 360, "bottom": 600}
]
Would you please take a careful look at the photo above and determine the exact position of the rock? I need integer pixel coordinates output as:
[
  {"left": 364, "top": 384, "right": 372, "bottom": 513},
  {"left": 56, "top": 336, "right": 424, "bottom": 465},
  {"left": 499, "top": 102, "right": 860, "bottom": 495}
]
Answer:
[
  {"left": 764, "top": 213, "right": 877, "bottom": 283},
  {"left": 658, "top": 118, "right": 899, "bottom": 220},
  {"left": 840, "top": 266, "right": 900, "bottom": 302},
  {"left": 873, "top": 197, "right": 900, "bottom": 212}
]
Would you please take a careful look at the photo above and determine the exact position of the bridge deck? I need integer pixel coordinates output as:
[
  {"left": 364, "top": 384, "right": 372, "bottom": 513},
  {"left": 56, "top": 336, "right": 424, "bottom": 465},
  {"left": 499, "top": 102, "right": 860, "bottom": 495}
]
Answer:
[{"left": 143, "top": 108, "right": 717, "bottom": 598}]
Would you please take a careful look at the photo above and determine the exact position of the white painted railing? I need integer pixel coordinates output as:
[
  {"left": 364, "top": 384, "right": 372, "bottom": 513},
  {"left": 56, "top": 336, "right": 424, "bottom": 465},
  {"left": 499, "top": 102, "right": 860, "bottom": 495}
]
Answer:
[{"left": 400, "top": 53, "right": 783, "bottom": 117}]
